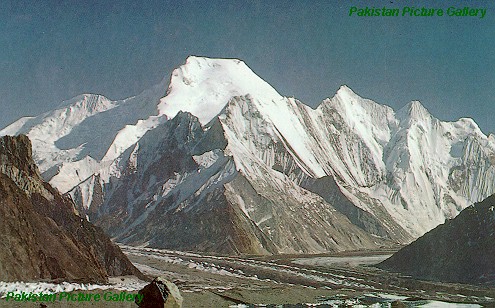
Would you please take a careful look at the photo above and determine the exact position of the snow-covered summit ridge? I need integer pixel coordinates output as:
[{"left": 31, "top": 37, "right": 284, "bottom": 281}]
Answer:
[
  {"left": 157, "top": 56, "right": 283, "bottom": 124},
  {"left": 56, "top": 93, "right": 113, "bottom": 109},
  {"left": 2, "top": 94, "right": 116, "bottom": 144}
]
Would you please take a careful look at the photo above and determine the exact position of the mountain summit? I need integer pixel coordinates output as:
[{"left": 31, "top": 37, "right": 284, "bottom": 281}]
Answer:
[
  {"left": 158, "top": 56, "right": 282, "bottom": 124},
  {"left": 2, "top": 56, "right": 495, "bottom": 255}
]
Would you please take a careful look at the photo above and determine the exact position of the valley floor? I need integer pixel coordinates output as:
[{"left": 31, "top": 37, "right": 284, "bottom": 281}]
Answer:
[
  {"left": 1, "top": 246, "right": 495, "bottom": 307},
  {"left": 124, "top": 245, "right": 495, "bottom": 307}
]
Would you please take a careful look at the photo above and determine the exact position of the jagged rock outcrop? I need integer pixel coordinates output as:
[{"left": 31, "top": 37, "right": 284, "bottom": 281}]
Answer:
[
  {"left": 0, "top": 135, "right": 144, "bottom": 283},
  {"left": 136, "top": 277, "right": 183, "bottom": 308},
  {"left": 378, "top": 194, "right": 495, "bottom": 285}
]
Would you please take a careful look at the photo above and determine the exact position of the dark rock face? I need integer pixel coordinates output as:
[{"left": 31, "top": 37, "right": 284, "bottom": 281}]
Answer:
[
  {"left": 0, "top": 135, "right": 144, "bottom": 283},
  {"left": 378, "top": 194, "right": 495, "bottom": 285},
  {"left": 136, "top": 277, "right": 182, "bottom": 308}
]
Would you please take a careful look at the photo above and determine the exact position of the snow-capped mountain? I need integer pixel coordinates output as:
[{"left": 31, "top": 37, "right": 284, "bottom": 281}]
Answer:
[
  {"left": 2, "top": 56, "right": 495, "bottom": 254},
  {"left": 1, "top": 78, "right": 168, "bottom": 193}
]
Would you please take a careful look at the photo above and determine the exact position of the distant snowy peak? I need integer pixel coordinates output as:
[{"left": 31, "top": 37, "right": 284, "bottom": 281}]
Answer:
[
  {"left": 0, "top": 75, "right": 167, "bottom": 190},
  {"left": 322, "top": 86, "right": 396, "bottom": 134},
  {"left": 318, "top": 85, "right": 397, "bottom": 161},
  {"left": 57, "top": 93, "right": 115, "bottom": 112},
  {"left": 1, "top": 94, "right": 115, "bottom": 142},
  {"left": 157, "top": 56, "right": 283, "bottom": 124},
  {"left": 396, "top": 100, "right": 484, "bottom": 140},
  {"left": 396, "top": 100, "right": 432, "bottom": 124}
]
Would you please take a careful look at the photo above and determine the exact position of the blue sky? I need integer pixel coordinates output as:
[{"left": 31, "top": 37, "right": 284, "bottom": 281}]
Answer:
[{"left": 1, "top": 0, "right": 494, "bottom": 133}]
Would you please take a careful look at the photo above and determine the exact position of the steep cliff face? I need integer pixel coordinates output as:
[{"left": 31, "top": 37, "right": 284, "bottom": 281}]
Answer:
[
  {"left": 0, "top": 135, "right": 144, "bottom": 283},
  {"left": 378, "top": 194, "right": 495, "bottom": 285}
]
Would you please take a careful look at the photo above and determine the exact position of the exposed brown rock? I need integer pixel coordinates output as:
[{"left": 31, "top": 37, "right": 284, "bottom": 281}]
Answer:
[
  {"left": 0, "top": 135, "right": 145, "bottom": 283},
  {"left": 391, "top": 300, "right": 407, "bottom": 308}
]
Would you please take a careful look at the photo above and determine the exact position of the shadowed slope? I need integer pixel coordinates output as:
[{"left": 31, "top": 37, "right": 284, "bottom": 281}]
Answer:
[
  {"left": 378, "top": 194, "right": 495, "bottom": 285},
  {"left": 0, "top": 135, "right": 144, "bottom": 283}
]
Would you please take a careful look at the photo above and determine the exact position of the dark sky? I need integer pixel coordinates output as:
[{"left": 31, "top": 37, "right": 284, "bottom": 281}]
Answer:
[{"left": 1, "top": 0, "right": 494, "bottom": 133}]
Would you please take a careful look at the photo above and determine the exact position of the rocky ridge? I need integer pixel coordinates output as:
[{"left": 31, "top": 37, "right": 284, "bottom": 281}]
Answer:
[
  {"left": 0, "top": 135, "right": 144, "bottom": 282},
  {"left": 378, "top": 193, "right": 495, "bottom": 285}
]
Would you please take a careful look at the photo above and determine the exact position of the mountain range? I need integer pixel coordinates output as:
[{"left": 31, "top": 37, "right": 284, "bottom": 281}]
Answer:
[{"left": 2, "top": 56, "right": 495, "bottom": 255}]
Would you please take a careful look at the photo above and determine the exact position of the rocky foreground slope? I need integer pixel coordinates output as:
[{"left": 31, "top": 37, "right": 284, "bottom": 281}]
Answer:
[
  {"left": 3, "top": 56, "right": 495, "bottom": 255},
  {"left": 378, "top": 193, "right": 495, "bottom": 285},
  {"left": 0, "top": 135, "right": 143, "bottom": 283}
]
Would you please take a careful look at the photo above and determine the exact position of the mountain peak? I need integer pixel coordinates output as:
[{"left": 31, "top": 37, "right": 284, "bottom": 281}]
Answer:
[
  {"left": 184, "top": 55, "right": 245, "bottom": 68},
  {"left": 397, "top": 100, "right": 431, "bottom": 122},
  {"left": 333, "top": 84, "right": 361, "bottom": 102},
  {"left": 336, "top": 84, "right": 354, "bottom": 94},
  {"left": 157, "top": 56, "right": 282, "bottom": 125},
  {"left": 56, "top": 93, "right": 114, "bottom": 112},
  {"left": 409, "top": 100, "right": 428, "bottom": 113}
]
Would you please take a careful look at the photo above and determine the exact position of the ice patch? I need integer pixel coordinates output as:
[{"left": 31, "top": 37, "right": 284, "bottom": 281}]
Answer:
[
  {"left": 0, "top": 278, "right": 148, "bottom": 298},
  {"left": 193, "top": 150, "right": 221, "bottom": 169}
]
